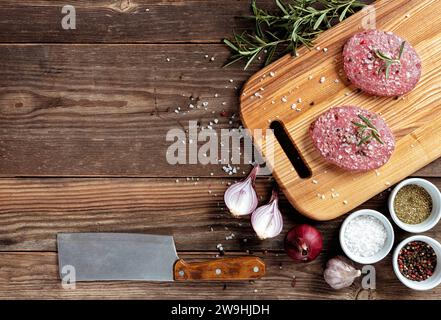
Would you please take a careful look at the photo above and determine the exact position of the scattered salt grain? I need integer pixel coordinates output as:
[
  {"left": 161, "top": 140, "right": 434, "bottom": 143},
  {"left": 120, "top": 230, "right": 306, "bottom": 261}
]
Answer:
[{"left": 319, "top": 76, "right": 326, "bottom": 84}]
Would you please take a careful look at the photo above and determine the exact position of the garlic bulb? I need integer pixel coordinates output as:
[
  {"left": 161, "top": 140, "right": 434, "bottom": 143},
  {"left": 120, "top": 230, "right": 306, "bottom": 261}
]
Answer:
[
  {"left": 224, "top": 165, "right": 259, "bottom": 217},
  {"left": 324, "top": 256, "right": 361, "bottom": 290},
  {"left": 251, "top": 188, "right": 283, "bottom": 239}
]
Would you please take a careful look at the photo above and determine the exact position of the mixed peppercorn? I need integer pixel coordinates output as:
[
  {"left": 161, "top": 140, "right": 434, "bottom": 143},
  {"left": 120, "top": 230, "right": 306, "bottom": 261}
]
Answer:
[{"left": 398, "top": 241, "right": 437, "bottom": 281}]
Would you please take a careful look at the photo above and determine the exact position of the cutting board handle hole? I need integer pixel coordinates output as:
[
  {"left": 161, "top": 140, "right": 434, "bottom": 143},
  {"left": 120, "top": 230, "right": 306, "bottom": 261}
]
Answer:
[{"left": 270, "top": 121, "right": 312, "bottom": 179}]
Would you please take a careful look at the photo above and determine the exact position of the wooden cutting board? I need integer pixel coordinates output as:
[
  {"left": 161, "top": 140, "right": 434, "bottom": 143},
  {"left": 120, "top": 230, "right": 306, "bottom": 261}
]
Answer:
[{"left": 240, "top": 0, "right": 441, "bottom": 221}]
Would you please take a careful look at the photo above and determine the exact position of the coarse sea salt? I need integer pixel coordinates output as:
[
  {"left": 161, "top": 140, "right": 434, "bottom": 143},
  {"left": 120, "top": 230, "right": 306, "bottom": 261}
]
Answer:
[{"left": 344, "top": 215, "right": 387, "bottom": 258}]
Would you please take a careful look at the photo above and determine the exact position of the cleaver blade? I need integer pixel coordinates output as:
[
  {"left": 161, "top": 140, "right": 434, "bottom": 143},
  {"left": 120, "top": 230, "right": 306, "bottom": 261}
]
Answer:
[{"left": 57, "top": 233, "right": 265, "bottom": 282}]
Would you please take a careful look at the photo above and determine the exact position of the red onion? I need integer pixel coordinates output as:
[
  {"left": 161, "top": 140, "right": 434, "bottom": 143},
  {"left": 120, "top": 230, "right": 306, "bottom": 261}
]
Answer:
[
  {"left": 224, "top": 165, "right": 259, "bottom": 216},
  {"left": 251, "top": 188, "right": 283, "bottom": 239},
  {"left": 285, "top": 224, "right": 323, "bottom": 262}
]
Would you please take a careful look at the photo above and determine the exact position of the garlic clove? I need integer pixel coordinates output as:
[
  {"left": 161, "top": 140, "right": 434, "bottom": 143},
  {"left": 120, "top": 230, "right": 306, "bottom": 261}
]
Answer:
[
  {"left": 224, "top": 165, "right": 259, "bottom": 217},
  {"left": 251, "top": 189, "right": 283, "bottom": 239},
  {"left": 324, "top": 256, "right": 361, "bottom": 290}
]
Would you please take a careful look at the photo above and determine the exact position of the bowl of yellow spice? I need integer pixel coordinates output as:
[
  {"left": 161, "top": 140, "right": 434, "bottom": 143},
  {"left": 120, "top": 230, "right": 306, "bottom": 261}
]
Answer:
[{"left": 389, "top": 178, "right": 441, "bottom": 233}]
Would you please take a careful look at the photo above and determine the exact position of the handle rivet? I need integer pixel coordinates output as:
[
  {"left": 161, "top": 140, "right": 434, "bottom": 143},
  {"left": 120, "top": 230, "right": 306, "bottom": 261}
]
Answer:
[
  {"left": 253, "top": 266, "right": 260, "bottom": 273},
  {"left": 178, "top": 270, "right": 185, "bottom": 277},
  {"left": 215, "top": 268, "right": 222, "bottom": 275}
]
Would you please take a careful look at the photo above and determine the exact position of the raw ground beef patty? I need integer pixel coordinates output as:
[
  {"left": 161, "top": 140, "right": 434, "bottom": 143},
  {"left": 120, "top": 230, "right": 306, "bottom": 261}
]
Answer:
[
  {"left": 310, "top": 106, "right": 395, "bottom": 172},
  {"left": 343, "top": 30, "right": 421, "bottom": 96}
]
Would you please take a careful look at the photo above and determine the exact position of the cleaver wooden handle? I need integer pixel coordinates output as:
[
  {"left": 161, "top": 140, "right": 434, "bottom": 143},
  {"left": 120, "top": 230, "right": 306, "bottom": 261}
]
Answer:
[{"left": 173, "top": 256, "right": 265, "bottom": 281}]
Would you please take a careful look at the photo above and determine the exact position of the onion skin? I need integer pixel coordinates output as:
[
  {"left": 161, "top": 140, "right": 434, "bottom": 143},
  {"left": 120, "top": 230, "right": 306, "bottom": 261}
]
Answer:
[
  {"left": 224, "top": 165, "right": 259, "bottom": 217},
  {"left": 284, "top": 224, "right": 323, "bottom": 262},
  {"left": 251, "top": 189, "right": 283, "bottom": 239}
]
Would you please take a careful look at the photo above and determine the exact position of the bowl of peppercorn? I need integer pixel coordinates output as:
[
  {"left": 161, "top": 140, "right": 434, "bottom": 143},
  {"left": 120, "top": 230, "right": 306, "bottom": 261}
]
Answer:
[
  {"left": 388, "top": 178, "right": 441, "bottom": 233},
  {"left": 393, "top": 235, "right": 441, "bottom": 290}
]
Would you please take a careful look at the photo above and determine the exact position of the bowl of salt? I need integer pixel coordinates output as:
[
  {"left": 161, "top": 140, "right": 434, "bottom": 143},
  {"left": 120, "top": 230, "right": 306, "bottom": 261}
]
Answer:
[{"left": 339, "top": 209, "right": 395, "bottom": 264}]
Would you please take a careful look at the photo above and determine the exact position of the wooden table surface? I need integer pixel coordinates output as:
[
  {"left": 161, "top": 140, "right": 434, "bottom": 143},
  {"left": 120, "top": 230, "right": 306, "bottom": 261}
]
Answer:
[{"left": 0, "top": 0, "right": 440, "bottom": 300}]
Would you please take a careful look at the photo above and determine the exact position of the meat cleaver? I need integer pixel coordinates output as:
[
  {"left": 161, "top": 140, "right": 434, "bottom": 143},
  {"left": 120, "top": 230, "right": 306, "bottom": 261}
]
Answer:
[{"left": 57, "top": 233, "right": 265, "bottom": 282}]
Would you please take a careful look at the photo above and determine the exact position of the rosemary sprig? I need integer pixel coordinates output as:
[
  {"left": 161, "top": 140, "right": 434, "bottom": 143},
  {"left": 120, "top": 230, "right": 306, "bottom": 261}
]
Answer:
[
  {"left": 375, "top": 41, "right": 406, "bottom": 79},
  {"left": 352, "top": 114, "right": 384, "bottom": 146},
  {"left": 224, "top": 0, "right": 366, "bottom": 69}
]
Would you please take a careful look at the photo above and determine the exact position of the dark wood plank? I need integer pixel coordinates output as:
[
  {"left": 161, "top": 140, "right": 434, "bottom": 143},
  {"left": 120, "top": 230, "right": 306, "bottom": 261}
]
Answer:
[
  {"left": 0, "top": 251, "right": 439, "bottom": 299},
  {"left": 0, "top": 44, "right": 256, "bottom": 177},
  {"left": 0, "top": 177, "right": 440, "bottom": 252},
  {"left": 1, "top": 44, "right": 440, "bottom": 177},
  {"left": 0, "top": 0, "right": 274, "bottom": 43}
]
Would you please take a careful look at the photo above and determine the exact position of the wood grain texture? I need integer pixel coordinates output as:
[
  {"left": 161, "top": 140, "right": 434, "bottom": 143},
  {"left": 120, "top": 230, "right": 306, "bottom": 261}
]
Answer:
[
  {"left": 0, "top": 177, "right": 440, "bottom": 252},
  {"left": 0, "top": 43, "right": 439, "bottom": 177},
  {"left": 0, "top": 0, "right": 275, "bottom": 43},
  {"left": 1, "top": 0, "right": 440, "bottom": 300},
  {"left": 241, "top": 0, "right": 441, "bottom": 220},
  {"left": 0, "top": 44, "right": 256, "bottom": 177},
  {"left": 174, "top": 257, "right": 265, "bottom": 281},
  {"left": 1, "top": 251, "right": 441, "bottom": 299}
]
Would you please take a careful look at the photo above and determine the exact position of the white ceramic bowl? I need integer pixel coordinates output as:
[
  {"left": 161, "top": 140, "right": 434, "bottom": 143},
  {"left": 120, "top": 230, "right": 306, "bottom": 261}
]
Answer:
[
  {"left": 393, "top": 235, "right": 441, "bottom": 290},
  {"left": 339, "top": 209, "right": 395, "bottom": 264},
  {"left": 388, "top": 178, "right": 441, "bottom": 233}
]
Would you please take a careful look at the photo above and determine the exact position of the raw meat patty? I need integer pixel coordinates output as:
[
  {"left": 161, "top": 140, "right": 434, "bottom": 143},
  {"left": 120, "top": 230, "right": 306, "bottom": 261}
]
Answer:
[
  {"left": 343, "top": 30, "right": 421, "bottom": 96},
  {"left": 310, "top": 106, "right": 395, "bottom": 171}
]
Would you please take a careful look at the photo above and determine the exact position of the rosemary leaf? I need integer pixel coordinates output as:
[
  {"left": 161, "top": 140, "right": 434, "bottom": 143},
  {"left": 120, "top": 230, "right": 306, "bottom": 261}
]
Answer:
[
  {"left": 339, "top": 4, "right": 351, "bottom": 21},
  {"left": 375, "top": 41, "right": 406, "bottom": 79},
  {"left": 358, "top": 114, "right": 376, "bottom": 130},
  {"left": 358, "top": 134, "right": 373, "bottom": 146},
  {"left": 398, "top": 41, "right": 406, "bottom": 59},
  {"left": 351, "top": 121, "right": 366, "bottom": 128},
  {"left": 313, "top": 12, "right": 326, "bottom": 30},
  {"left": 371, "top": 130, "right": 384, "bottom": 144},
  {"left": 354, "top": 114, "right": 384, "bottom": 146},
  {"left": 224, "top": 0, "right": 366, "bottom": 69}
]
